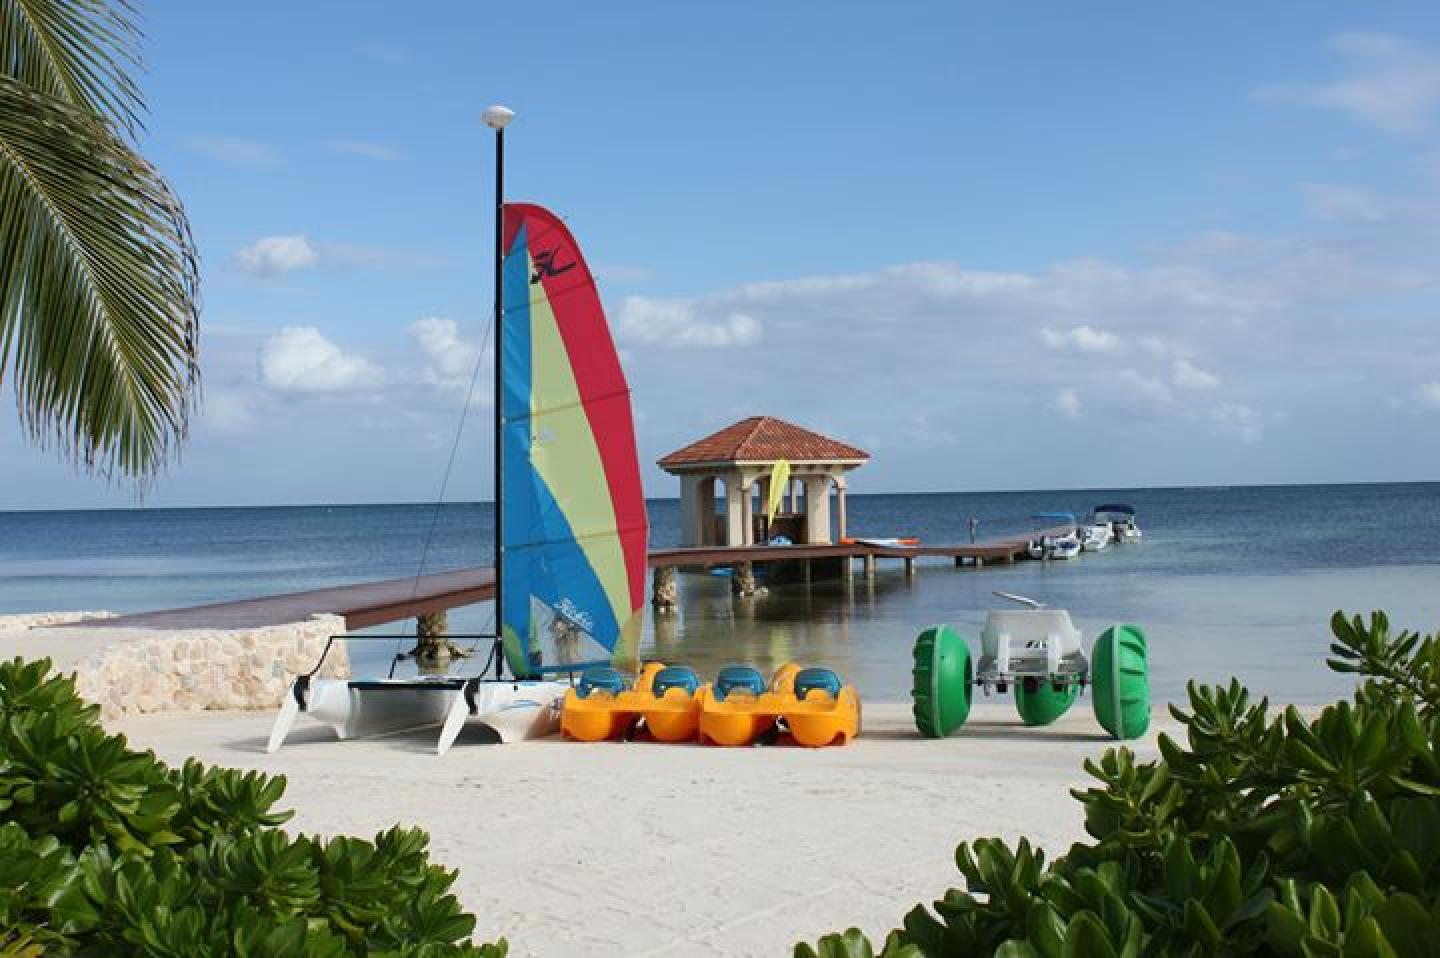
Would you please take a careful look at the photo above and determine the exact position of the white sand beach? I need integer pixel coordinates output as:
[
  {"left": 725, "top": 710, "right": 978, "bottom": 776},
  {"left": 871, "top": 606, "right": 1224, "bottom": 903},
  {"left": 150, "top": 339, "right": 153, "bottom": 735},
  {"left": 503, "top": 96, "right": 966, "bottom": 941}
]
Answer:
[{"left": 113, "top": 703, "right": 1170, "bottom": 957}]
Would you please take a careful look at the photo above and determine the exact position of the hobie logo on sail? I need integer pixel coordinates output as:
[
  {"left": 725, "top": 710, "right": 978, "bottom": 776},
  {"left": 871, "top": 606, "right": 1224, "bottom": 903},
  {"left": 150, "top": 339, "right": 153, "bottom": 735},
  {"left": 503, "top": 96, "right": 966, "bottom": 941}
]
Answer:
[{"left": 530, "top": 248, "right": 576, "bottom": 284}]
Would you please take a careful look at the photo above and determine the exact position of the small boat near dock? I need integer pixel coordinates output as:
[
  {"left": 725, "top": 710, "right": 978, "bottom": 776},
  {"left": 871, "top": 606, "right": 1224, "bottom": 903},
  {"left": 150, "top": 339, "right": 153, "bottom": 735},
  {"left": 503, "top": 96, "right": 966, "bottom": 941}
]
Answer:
[
  {"left": 1028, "top": 513, "right": 1082, "bottom": 560},
  {"left": 1093, "top": 504, "right": 1142, "bottom": 543}
]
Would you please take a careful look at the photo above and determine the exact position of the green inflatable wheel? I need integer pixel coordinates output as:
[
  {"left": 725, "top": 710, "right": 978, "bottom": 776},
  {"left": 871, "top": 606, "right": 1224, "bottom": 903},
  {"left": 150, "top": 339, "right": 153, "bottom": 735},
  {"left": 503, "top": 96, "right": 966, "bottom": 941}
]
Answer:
[
  {"left": 1091, "top": 624, "right": 1150, "bottom": 740},
  {"left": 1014, "top": 678, "right": 1079, "bottom": 726},
  {"left": 912, "top": 625, "right": 972, "bottom": 738}
]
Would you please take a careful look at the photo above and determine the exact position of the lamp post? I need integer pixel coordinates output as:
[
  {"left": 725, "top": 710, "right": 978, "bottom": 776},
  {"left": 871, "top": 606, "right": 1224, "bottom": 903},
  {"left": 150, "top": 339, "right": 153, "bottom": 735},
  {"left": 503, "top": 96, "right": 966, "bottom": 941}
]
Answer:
[{"left": 483, "top": 104, "right": 514, "bottom": 678}]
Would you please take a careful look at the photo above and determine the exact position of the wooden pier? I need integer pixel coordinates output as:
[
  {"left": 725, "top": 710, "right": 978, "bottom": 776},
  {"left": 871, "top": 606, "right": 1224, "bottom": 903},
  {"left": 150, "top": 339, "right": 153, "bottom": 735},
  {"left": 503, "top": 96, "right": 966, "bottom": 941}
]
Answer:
[
  {"left": 86, "top": 569, "right": 495, "bottom": 631},
  {"left": 84, "top": 528, "right": 1066, "bottom": 631}
]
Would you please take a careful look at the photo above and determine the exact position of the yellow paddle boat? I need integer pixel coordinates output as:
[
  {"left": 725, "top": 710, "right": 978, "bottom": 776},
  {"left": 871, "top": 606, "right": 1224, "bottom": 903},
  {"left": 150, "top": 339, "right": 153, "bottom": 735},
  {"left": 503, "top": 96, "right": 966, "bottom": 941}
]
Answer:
[
  {"left": 561, "top": 663, "right": 666, "bottom": 742},
  {"left": 779, "top": 667, "right": 862, "bottom": 747},
  {"left": 635, "top": 665, "right": 705, "bottom": 742},
  {"left": 699, "top": 663, "right": 861, "bottom": 747},
  {"left": 698, "top": 665, "right": 780, "bottom": 746}
]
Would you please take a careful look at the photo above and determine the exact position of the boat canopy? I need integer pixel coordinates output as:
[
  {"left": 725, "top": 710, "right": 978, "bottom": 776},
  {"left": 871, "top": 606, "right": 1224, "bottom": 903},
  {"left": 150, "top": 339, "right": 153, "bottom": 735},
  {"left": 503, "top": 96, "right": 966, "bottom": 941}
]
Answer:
[
  {"left": 1093, "top": 504, "right": 1136, "bottom": 516},
  {"left": 1033, "top": 512, "right": 1076, "bottom": 523},
  {"left": 500, "top": 203, "right": 648, "bottom": 677}
]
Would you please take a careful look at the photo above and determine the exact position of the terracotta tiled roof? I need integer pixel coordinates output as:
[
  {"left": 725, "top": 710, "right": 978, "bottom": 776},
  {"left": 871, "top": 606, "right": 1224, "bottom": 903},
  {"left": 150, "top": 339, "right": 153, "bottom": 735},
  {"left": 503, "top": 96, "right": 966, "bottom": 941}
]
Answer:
[{"left": 657, "top": 416, "right": 869, "bottom": 469}]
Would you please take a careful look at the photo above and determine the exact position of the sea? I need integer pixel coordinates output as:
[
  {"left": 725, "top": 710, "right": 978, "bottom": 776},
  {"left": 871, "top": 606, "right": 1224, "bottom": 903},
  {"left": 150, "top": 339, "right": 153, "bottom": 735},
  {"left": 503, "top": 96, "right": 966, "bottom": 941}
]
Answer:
[{"left": 2, "top": 482, "right": 1438, "bottom": 705}]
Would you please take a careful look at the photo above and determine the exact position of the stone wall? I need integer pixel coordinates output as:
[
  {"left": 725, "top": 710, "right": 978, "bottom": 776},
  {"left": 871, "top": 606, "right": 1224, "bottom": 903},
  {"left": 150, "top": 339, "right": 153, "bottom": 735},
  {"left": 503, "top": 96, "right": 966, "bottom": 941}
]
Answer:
[
  {"left": 66, "top": 614, "right": 352, "bottom": 718},
  {"left": 0, "top": 611, "right": 115, "bottom": 630}
]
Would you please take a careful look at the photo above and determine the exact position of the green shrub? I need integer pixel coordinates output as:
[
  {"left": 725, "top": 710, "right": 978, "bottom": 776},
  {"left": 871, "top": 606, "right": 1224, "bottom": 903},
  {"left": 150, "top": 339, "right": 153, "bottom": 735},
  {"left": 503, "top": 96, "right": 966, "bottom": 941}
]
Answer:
[
  {"left": 798, "top": 611, "right": 1440, "bottom": 958},
  {"left": 0, "top": 657, "right": 506, "bottom": 956}
]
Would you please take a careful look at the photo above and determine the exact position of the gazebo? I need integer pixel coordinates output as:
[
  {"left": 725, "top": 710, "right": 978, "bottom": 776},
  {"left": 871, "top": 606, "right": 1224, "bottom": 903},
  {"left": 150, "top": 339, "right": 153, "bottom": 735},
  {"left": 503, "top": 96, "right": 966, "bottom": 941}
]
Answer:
[{"left": 657, "top": 416, "right": 869, "bottom": 547}]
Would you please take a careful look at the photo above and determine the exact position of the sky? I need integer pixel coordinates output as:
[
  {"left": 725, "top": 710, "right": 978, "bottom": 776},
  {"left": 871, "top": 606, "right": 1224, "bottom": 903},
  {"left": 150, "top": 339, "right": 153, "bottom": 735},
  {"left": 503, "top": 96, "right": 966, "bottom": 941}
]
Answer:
[{"left": 4, "top": 1, "right": 1440, "bottom": 509}]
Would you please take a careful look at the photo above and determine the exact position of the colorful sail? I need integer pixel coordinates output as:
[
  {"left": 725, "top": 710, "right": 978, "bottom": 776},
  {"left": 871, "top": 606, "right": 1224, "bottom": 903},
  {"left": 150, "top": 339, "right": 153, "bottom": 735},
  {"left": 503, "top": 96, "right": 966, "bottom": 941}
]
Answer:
[{"left": 499, "top": 203, "right": 648, "bottom": 675}]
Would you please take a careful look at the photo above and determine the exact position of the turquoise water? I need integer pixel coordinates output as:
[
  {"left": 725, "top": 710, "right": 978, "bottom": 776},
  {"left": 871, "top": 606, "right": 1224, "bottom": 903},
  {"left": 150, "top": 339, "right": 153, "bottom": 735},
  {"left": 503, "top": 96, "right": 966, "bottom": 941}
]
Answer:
[{"left": 2, "top": 483, "right": 1437, "bottom": 703}]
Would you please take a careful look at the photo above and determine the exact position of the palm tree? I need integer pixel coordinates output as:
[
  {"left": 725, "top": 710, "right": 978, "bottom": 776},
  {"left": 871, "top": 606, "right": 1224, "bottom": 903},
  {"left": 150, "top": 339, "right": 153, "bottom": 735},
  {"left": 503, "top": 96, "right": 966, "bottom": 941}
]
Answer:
[{"left": 1, "top": 1, "right": 200, "bottom": 484}]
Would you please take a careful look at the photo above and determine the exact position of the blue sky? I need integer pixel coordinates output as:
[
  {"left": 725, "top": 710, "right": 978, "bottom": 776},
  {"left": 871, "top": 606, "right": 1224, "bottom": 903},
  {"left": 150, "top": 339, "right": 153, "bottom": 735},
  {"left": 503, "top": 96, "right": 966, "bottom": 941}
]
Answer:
[{"left": 4, "top": 1, "right": 1440, "bottom": 508}]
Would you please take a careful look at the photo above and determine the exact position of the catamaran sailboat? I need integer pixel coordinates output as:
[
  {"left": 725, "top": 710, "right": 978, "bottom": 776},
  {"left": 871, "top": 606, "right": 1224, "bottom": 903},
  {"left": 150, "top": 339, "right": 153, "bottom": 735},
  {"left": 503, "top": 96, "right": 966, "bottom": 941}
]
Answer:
[{"left": 268, "top": 111, "right": 648, "bottom": 755}]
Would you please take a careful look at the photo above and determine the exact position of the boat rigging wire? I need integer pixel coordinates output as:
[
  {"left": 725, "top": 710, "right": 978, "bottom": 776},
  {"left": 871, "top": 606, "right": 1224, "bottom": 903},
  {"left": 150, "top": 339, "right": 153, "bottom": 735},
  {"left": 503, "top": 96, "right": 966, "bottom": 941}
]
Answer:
[{"left": 388, "top": 311, "right": 498, "bottom": 669}]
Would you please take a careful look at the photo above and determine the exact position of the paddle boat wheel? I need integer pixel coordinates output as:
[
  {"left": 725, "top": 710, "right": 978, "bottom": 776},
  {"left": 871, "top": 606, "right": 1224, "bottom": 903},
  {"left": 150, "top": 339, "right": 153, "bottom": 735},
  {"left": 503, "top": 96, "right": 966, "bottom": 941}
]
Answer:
[{"left": 910, "top": 592, "right": 1150, "bottom": 740}]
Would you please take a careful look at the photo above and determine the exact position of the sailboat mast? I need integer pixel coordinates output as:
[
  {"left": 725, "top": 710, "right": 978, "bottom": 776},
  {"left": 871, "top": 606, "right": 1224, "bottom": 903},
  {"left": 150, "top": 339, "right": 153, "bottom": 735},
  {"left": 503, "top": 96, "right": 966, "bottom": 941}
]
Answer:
[{"left": 484, "top": 105, "right": 514, "bottom": 680}]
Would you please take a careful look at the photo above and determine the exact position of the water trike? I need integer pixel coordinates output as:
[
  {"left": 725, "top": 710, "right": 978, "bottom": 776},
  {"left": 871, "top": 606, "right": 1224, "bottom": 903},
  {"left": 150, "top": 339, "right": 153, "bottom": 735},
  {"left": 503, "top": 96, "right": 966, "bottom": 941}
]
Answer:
[{"left": 911, "top": 592, "right": 1149, "bottom": 740}]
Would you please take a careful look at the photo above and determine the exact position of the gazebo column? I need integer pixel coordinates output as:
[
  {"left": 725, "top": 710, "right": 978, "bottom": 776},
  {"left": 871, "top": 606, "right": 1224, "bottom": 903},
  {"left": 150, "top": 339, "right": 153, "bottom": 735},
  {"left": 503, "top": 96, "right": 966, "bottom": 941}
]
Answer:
[
  {"left": 679, "top": 474, "right": 705, "bottom": 547},
  {"left": 833, "top": 475, "right": 848, "bottom": 542},
  {"left": 802, "top": 475, "right": 832, "bottom": 544},
  {"left": 724, "top": 474, "right": 746, "bottom": 547},
  {"left": 704, "top": 477, "right": 719, "bottom": 545},
  {"left": 755, "top": 476, "right": 771, "bottom": 540},
  {"left": 740, "top": 479, "right": 754, "bottom": 545}
]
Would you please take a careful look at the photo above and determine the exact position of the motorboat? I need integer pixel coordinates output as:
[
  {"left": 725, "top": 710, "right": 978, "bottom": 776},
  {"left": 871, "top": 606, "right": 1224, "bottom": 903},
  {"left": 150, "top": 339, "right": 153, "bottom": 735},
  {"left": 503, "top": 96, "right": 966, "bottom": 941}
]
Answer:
[
  {"left": 1081, "top": 521, "right": 1113, "bottom": 552},
  {"left": 1049, "top": 533, "right": 1082, "bottom": 559},
  {"left": 1094, "top": 504, "right": 1142, "bottom": 543},
  {"left": 1029, "top": 512, "right": 1082, "bottom": 559}
]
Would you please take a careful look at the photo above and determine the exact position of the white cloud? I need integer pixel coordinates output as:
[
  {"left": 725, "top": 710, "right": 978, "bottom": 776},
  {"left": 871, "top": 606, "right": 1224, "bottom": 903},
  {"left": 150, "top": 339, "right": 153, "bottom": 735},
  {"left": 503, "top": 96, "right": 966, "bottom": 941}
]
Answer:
[
  {"left": 901, "top": 413, "right": 959, "bottom": 447},
  {"left": 1256, "top": 33, "right": 1440, "bottom": 134},
  {"left": 1301, "top": 183, "right": 1389, "bottom": 223},
  {"left": 1210, "top": 402, "right": 1265, "bottom": 443},
  {"left": 235, "top": 236, "right": 445, "bottom": 278},
  {"left": 260, "top": 327, "right": 384, "bottom": 393},
  {"left": 324, "top": 139, "right": 403, "bottom": 161},
  {"left": 184, "top": 136, "right": 282, "bottom": 168},
  {"left": 202, "top": 388, "right": 259, "bottom": 433},
  {"left": 1041, "top": 324, "right": 1120, "bottom": 353},
  {"left": 1115, "top": 370, "right": 1174, "bottom": 405},
  {"left": 1172, "top": 358, "right": 1220, "bottom": 390},
  {"left": 1054, "top": 388, "right": 1082, "bottom": 419},
  {"left": 236, "top": 236, "right": 319, "bottom": 278},
  {"left": 1417, "top": 382, "right": 1440, "bottom": 408},
  {"left": 408, "top": 318, "right": 482, "bottom": 393},
  {"left": 617, "top": 297, "right": 761, "bottom": 347}
]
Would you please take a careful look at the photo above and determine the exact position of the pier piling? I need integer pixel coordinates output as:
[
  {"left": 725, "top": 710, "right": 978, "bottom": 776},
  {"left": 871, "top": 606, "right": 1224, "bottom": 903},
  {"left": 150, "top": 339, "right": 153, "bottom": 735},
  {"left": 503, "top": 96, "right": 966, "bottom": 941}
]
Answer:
[
  {"left": 732, "top": 561, "right": 758, "bottom": 596},
  {"left": 651, "top": 566, "right": 678, "bottom": 611}
]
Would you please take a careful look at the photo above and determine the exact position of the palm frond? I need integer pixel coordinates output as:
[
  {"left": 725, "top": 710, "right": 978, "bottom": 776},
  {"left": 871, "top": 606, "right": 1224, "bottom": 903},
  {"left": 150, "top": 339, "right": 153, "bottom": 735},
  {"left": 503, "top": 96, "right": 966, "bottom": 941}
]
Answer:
[
  {"left": 0, "top": 75, "right": 198, "bottom": 483},
  {"left": 1, "top": 0, "right": 144, "bottom": 134}
]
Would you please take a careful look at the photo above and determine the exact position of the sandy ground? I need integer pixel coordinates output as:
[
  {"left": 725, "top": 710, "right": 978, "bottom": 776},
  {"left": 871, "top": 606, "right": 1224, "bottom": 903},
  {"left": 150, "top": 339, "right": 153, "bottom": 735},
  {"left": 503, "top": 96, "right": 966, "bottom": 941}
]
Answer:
[{"left": 111, "top": 702, "right": 1172, "bottom": 957}]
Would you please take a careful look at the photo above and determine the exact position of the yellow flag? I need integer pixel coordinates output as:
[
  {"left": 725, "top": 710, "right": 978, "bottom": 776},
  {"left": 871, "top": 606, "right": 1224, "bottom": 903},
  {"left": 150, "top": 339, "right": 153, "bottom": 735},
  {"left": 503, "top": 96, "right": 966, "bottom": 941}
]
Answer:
[{"left": 766, "top": 460, "right": 791, "bottom": 523}]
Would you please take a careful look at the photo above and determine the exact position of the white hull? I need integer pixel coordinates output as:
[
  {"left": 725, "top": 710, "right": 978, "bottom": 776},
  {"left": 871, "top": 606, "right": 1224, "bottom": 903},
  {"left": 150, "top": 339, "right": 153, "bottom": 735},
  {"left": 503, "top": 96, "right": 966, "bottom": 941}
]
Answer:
[
  {"left": 267, "top": 676, "right": 565, "bottom": 755},
  {"left": 1049, "top": 535, "right": 1082, "bottom": 559},
  {"left": 1028, "top": 533, "right": 1082, "bottom": 560},
  {"left": 1081, "top": 523, "right": 1112, "bottom": 552}
]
